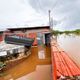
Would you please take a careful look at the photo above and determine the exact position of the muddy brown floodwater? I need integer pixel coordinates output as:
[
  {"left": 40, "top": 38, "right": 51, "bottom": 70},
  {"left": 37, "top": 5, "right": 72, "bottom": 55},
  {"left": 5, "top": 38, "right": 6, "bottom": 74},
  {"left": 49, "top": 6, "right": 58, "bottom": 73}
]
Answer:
[
  {"left": 58, "top": 34, "right": 80, "bottom": 66},
  {"left": 2, "top": 46, "right": 51, "bottom": 80}
]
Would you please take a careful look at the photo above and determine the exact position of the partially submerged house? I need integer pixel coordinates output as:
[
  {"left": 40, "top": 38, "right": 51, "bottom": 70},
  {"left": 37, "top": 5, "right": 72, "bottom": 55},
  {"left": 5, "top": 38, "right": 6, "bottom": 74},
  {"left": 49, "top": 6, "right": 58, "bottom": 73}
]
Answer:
[
  {"left": 7, "top": 26, "right": 51, "bottom": 46},
  {"left": 0, "top": 26, "right": 51, "bottom": 61}
]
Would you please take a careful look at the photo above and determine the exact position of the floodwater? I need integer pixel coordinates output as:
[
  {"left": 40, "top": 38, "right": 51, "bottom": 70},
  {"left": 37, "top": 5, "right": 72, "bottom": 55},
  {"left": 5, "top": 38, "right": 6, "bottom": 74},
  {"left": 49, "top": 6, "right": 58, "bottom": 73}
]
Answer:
[
  {"left": 17, "top": 65, "right": 52, "bottom": 80},
  {"left": 2, "top": 46, "right": 51, "bottom": 80},
  {"left": 57, "top": 34, "right": 80, "bottom": 65}
]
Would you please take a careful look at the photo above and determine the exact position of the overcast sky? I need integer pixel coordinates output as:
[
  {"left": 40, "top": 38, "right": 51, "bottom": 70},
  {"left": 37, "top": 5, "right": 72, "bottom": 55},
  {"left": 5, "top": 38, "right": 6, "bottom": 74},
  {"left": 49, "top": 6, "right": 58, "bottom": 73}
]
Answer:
[{"left": 0, "top": 0, "right": 80, "bottom": 31}]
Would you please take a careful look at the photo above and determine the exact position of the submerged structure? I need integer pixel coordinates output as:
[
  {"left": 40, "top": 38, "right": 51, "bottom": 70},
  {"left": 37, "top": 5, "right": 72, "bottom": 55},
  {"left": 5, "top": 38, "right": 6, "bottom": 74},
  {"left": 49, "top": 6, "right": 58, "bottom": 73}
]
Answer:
[
  {"left": 5, "top": 35, "right": 34, "bottom": 47},
  {"left": 7, "top": 26, "right": 51, "bottom": 46}
]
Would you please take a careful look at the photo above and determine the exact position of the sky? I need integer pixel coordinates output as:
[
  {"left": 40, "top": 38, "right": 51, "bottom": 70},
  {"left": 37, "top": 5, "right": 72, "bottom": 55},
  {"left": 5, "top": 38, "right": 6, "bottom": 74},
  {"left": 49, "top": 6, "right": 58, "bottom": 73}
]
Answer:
[{"left": 0, "top": 0, "right": 80, "bottom": 31}]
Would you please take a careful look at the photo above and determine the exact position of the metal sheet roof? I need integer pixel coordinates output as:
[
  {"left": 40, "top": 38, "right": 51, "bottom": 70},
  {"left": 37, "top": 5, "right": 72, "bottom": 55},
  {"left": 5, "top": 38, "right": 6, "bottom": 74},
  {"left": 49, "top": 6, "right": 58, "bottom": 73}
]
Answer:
[{"left": 0, "top": 41, "right": 24, "bottom": 52}]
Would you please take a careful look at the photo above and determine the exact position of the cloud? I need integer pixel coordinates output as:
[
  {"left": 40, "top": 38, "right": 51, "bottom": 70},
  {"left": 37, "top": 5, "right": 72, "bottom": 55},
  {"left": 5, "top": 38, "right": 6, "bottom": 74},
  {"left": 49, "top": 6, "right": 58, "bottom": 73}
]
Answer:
[
  {"left": 28, "top": 0, "right": 80, "bottom": 30},
  {"left": 0, "top": 0, "right": 80, "bottom": 30},
  {"left": 0, "top": 0, "right": 47, "bottom": 29}
]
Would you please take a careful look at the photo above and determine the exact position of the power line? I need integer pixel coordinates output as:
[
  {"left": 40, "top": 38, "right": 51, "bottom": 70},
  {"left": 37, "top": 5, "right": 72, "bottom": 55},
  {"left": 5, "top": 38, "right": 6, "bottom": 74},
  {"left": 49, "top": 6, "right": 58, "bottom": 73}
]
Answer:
[{"left": 37, "top": 0, "right": 42, "bottom": 11}]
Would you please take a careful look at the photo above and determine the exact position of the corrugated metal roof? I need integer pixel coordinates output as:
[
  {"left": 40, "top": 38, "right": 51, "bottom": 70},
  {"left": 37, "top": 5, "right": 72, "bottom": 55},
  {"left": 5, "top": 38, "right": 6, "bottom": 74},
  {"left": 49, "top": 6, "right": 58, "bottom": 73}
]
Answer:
[
  {"left": 8, "top": 26, "right": 50, "bottom": 30},
  {"left": 0, "top": 41, "right": 24, "bottom": 52}
]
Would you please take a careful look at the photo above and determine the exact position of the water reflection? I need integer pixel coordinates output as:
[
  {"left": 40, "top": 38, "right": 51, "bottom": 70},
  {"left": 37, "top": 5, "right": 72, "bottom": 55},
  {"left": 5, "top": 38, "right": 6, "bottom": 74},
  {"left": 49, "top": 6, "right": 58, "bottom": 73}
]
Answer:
[{"left": 57, "top": 34, "right": 80, "bottom": 65}]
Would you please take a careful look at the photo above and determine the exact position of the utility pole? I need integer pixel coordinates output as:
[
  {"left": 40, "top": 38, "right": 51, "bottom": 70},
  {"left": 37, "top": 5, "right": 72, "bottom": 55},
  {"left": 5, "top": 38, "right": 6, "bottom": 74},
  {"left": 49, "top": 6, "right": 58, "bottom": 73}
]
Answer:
[
  {"left": 48, "top": 10, "right": 53, "bottom": 29},
  {"left": 48, "top": 10, "right": 51, "bottom": 27},
  {"left": 49, "top": 10, "right": 57, "bottom": 42}
]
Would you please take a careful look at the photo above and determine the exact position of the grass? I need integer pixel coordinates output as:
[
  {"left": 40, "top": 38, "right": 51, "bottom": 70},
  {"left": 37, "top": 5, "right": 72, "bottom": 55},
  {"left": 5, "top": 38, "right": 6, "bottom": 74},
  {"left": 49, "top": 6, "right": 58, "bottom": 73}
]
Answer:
[{"left": 51, "top": 29, "right": 80, "bottom": 36}]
